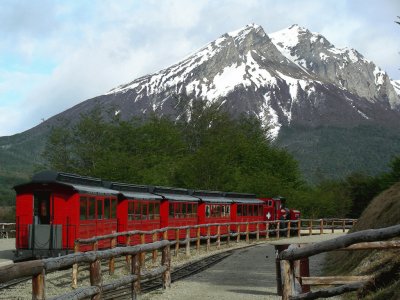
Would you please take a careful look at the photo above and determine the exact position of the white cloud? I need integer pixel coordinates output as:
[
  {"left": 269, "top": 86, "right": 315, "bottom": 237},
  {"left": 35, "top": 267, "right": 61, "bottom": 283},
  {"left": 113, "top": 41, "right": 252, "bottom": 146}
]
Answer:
[{"left": 1, "top": 0, "right": 399, "bottom": 136}]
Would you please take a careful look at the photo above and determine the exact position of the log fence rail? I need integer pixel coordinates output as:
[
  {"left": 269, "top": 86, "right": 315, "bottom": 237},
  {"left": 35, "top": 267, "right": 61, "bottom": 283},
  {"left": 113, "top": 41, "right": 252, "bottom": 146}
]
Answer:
[
  {"left": 278, "top": 223, "right": 400, "bottom": 300},
  {"left": 0, "top": 218, "right": 356, "bottom": 300}
]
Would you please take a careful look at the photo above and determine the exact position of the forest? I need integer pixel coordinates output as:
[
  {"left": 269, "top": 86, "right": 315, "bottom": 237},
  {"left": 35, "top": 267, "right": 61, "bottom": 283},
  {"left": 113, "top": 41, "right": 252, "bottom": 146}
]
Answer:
[{"left": 40, "top": 100, "right": 400, "bottom": 219}]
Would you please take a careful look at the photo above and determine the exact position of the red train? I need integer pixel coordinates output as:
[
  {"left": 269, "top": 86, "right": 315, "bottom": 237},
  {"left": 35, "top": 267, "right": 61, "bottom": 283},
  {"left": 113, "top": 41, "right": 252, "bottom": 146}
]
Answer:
[{"left": 14, "top": 171, "right": 300, "bottom": 259}]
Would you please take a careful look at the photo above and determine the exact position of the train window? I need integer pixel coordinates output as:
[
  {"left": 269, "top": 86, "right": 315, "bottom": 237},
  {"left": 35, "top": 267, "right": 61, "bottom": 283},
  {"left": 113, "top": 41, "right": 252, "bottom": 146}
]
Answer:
[
  {"left": 169, "top": 203, "right": 174, "bottom": 217},
  {"left": 142, "top": 203, "right": 148, "bottom": 220},
  {"left": 154, "top": 203, "right": 160, "bottom": 219},
  {"left": 237, "top": 205, "right": 242, "bottom": 216},
  {"left": 80, "top": 197, "right": 87, "bottom": 220},
  {"left": 205, "top": 205, "right": 210, "bottom": 217},
  {"left": 193, "top": 204, "right": 197, "bottom": 214},
  {"left": 226, "top": 205, "right": 230, "bottom": 216},
  {"left": 135, "top": 202, "right": 141, "bottom": 220},
  {"left": 104, "top": 198, "right": 110, "bottom": 219},
  {"left": 148, "top": 202, "right": 154, "bottom": 220},
  {"left": 182, "top": 203, "right": 187, "bottom": 215},
  {"left": 88, "top": 198, "right": 96, "bottom": 220},
  {"left": 128, "top": 201, "right": 134, "bottom": 221},
  {"left": 97, "top": 199, "right": 103, "bottom": 219},
  {"left": 268, "top": 200, "right": 273, "bottom": 206},
  {"left": 187, "top": 203, "right": 192, "bottom": 215},
  {"left": 111, "top": 199, "right": 117, "bottom": 219}
]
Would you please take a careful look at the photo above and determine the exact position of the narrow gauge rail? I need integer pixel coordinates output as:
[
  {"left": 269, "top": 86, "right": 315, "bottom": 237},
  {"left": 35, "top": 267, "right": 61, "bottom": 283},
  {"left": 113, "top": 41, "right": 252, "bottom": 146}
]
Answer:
[{"left": 102, "top": 250, "right": 234, "bottom": 300}]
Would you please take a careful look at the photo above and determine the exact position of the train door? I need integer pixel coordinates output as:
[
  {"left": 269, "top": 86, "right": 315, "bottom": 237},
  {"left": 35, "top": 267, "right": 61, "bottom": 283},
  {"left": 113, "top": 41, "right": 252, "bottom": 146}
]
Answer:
[{"left": 34, "top": 192, "right": 51, "bottom": 224}]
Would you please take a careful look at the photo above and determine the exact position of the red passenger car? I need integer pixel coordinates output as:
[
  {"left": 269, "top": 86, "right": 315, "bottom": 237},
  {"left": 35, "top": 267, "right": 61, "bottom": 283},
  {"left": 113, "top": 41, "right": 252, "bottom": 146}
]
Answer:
[
  {"left": 106, "top": 182, "right": 163, "bottom": 244},
  {"left": 192, "top": 190, "right": 232, "bottom": 235},
  {"left": 152, "top": 187, "right": 199, "bottom": 239},
  {"left": 14, "top": 171, "right": 119, "bottom": 258},
  {"left": 225, "top": 193, "right": 265, "bottom": 232}
]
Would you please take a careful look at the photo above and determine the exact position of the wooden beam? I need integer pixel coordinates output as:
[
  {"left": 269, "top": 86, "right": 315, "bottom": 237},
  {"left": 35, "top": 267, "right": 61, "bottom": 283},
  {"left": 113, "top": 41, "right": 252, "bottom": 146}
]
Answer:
[
  {"left": 0, "top": 260, "right": 44, "bottom": 282},
  {"left": 291, "top": 281, "right": 367, "bottom": 300},
  {"left": 338, "top": 240, "right": 400, "bottom": 250},
  {"left": 301, "top": 275, "right": 373, "bottom": 285},
  {"left": 280, "top": 224, "right": 400, "bottom": 260}
]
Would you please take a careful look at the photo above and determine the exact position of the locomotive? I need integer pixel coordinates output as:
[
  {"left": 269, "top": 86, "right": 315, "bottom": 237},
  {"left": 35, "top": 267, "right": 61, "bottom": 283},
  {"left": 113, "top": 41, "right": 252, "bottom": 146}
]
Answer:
[{"left": 14, "top": 171, "right": 300, "bottom": 259}]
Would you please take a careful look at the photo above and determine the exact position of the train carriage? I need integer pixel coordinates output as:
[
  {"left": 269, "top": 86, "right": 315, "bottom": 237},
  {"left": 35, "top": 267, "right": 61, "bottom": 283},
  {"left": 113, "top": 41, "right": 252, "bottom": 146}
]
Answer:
[
  {"left": 224, "top": 192, "right": 265, "bottom": 232},
  {"left": 14, "top": 170, "right": 301, "bottom": 259},
  {"left": 192, "top": 190, "right": 232, "bottom": 235},
  {"left": 14, "top": 171, "right": 119, "bottom": 258},
  {"left": 106, "top": 182, "right": 163, "bottom": 244},
  {"left": 152, "top": 187, "right": 199, "bottom": 239}
]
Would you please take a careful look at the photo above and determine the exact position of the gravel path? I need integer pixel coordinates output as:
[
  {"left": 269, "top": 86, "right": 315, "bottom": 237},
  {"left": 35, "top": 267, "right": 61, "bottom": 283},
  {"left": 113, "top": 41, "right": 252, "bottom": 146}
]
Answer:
[
  {"left": 144, "top": 243, "right": 280, "bottom": 300},
  {"left": 0, "top": 235, "right": 344, "bottom": 299}
]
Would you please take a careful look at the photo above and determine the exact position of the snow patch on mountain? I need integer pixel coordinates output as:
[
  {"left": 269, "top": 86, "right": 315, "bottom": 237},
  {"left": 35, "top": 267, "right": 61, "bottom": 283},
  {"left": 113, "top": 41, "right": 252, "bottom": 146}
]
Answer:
[{"left": 392, "top": 80, "right": 400, "bottom": 96}]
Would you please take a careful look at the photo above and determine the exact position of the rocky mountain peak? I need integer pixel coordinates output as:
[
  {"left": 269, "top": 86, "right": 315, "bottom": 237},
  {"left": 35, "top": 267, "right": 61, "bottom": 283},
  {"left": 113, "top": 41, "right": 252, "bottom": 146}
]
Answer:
[{"left": 271, "top": 25, "right": 400, "bottom": 110}]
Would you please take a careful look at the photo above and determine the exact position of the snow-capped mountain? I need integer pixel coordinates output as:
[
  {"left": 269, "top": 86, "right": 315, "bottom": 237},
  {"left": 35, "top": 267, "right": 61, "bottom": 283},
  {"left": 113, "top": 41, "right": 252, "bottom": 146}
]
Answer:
[
  {"left": 81, "top": 23, "right": 399, "bottom": 140},
  {"left": 2, "top": 23, "right": 400, "bottom": 185}
]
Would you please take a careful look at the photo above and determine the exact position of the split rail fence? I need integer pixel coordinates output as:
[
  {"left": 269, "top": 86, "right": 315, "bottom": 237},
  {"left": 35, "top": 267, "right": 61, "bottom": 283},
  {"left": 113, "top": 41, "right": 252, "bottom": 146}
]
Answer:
[
  {"left": 278, "top": 223, "right": 400, "bottom": 300},
  {"left": 0, "top": 218, "right": 356, "bottom": 300},
  {"left": 0, "top": 223, "right": 15, "bottom": 239}
]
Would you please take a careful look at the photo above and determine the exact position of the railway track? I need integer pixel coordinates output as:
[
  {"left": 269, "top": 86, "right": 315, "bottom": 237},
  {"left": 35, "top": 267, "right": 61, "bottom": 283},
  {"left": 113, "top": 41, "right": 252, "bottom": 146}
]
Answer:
[{"left": 102, "top": 250, "right": 234, "bottom": 300}]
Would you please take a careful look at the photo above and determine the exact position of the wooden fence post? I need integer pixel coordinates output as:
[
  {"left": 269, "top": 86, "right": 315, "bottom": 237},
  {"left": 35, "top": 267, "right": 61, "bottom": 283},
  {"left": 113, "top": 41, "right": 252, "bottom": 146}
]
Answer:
[
  {"left": 126, "top": 235, "right": 132, "bottom": 271},
  {"left": 287, "top": 221, "right": 291, "bottom": 238},
  {"left": 309, "top": 220, "right": 312, "bottom": 236},
  {"left": 185, "top": 228, "right": 191, "bottom": 257},
  {"left": 266, "top": 222, "right": 269, "bottom": 240},
  {"left": 131, "top": 253, "right": 141, "bottom": 300},
  {"left": 227, "top": 224, "right": 231, "bottom": 245},
  {"left": 246, "top": 223, "right": 250, "bottom": 243},
  {"left": 72, "top": 241, "right": 80, "bottom": 288},
  {"left": 109, "top": 237, "right": 117, "bottom": 275},
  {"left": 217, "top": 225, "right": 221, "bottom": 249},
  {"left": 90, "top": 257, "right": 102, "bottom": 300},
  {"left": 256, "top": 223, "right": 260, "bottom": 241},
  {"left": 343, "top": 220, "right": 346, "bottom": 232},
  {"left": 276, "top": 222, "right": 280, "bottom": 239},
  {"left": 196, "top": 227, "right": 201, "bottom": 253},
  {"left": 320, "top": 219, "right": 324, "bottom": 235},
  {"left": 206, "top": 226, "right": 211, "bottom": 252},
  {"left": 152, "top": 233, "right": 158, "bottom": 263},
  {"left": 140, "top": 234, "right": 146, "bottom": 267},
  {"left": 297, "top": 220, "right": 301, "bottom": 238},
  {"left": 237, "top": 225, "right": 241, "bottom": 243},
  {"left": 281, "top": 259, "right": 295, "bottom": 300},
  {"left": 161, "top": 244, "right": 171, "bottom": 289},
  {"left": 332, "top": 220, "right": 335, "bottom": 233},
  {"left": 175, "top": 229, "right": 180, "bottom": 257},
  {"left": 32, "top": 269, "right": 45, "bottom": 300},
  {"left": 93, "top": 240, "right": 98, "bottom": 251}
]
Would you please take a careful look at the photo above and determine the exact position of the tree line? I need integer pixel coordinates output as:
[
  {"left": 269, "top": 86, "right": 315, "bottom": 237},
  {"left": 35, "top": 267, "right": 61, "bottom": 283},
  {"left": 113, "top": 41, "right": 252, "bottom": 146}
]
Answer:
[{"left": 42, "top": 99, "right": 400, "bottom": 218}]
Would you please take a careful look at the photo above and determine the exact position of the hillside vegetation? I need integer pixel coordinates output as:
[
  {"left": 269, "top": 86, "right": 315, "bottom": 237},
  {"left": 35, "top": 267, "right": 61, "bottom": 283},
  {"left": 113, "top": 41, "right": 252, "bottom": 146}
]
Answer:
[{"left": 325, "top": 182, "right": 400, "bottom": 299}]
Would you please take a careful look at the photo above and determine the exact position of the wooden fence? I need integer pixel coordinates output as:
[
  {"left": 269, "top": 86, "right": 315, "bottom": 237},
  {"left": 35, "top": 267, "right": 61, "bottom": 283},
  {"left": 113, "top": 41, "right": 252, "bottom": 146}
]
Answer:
[
  {"left": 0, "top": 223, "right": 15, "bottom": 239},
  {"left": 0, "top": 235, "right": 172, "bottom": 300},
  {"left": 278, "top": 224, "right": 400, "bottom": 299},
  {"left": 0, "top": 218, "right": 356, "bottom": 300}
]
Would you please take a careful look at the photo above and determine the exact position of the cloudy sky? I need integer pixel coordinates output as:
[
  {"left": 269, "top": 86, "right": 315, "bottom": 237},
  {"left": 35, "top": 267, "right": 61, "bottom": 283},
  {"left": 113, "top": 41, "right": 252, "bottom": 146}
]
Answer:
[{"left": 1, "top": 0, "right": 399, "bottom": 136}]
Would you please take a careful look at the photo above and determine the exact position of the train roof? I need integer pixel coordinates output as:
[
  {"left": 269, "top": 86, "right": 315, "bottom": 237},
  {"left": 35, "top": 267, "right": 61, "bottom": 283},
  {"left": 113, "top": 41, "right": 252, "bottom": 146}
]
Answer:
[
  {"left": 15, "top": 171, "right": 119, "bottom": 196},
  {"left": 191, "top": 190, "right": 232, "bottom": 204},
  {"left": 223, "top": 192, "right": 263, "bottom": 204},
  {"left": 105, "top": 182, "right": 162, "bottom": 200},
  {"left": 152, "top": 186, "right": 199, "bottom": 202}
]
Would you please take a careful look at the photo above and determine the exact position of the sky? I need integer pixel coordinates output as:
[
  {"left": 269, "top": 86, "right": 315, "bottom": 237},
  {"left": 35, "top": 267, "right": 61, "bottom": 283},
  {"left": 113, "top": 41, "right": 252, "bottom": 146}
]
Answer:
[{"left": 0, "top": 0, "right": 399, "bottom": 137}]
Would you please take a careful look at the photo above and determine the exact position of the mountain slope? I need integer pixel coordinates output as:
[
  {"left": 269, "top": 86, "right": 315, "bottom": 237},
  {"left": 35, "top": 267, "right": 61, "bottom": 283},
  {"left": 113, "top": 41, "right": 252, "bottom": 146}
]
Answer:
[
  {"left": 325, "top": 181, "right": 400, "bottom": 299},
  {"left": 1, "top": 23, "right": 400, "bottom": 202}
]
